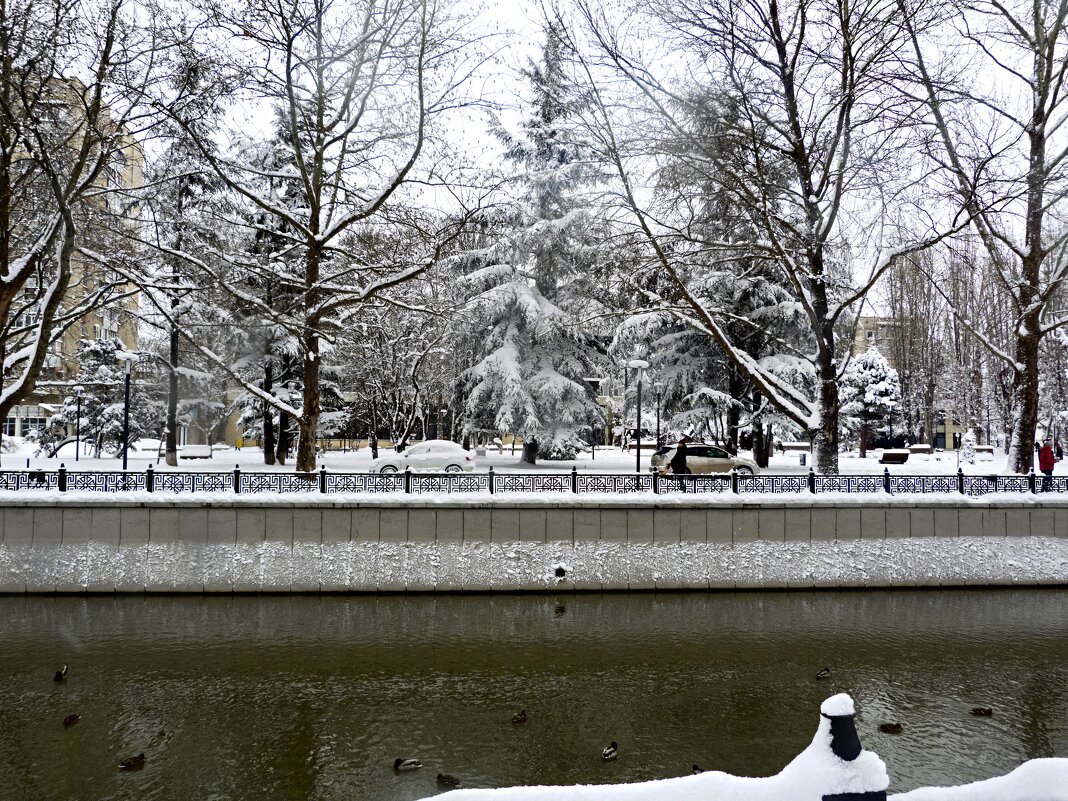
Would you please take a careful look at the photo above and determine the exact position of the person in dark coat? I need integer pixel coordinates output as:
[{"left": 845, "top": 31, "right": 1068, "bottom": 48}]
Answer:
[
  {"left": 668, "top": 436, "right": 692, "bottom": 491},
  {"left": 1039, "top": 439, "right": 1057, "bottom": 491}
]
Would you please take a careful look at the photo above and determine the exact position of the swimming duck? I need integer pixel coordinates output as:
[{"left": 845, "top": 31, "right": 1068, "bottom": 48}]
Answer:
[
  {"left": 692, "top": 764, "right": 705, "bottom": 774},
  {"left": 437, "top": 773, "right": 461, "bottom": 787},
  {"left": 816, "top": 667, "right": 831, "bottom": 680},
  {"left": 118, "top": 753, "right": 145, "bottom": 771},
  {"left": 970, "top": 707, "right": 993, "bottom": 717},
  {"left": 512, "top": 710, "right": 528, "bottom": 724},
  {"left": 53, "top": 664, "right": 67, "bottom": 682},
  {"left": 602, "top": 741, "right": 618, "bottom": 761},
  {"left": 878, "top": 722, "right": 903, "bottom": 734},
  {"left": 63, "top": 714, "right": 81, "bottom": 727},
  {"left": 394, "top": 757, "right": 422, "bottom": 771}
]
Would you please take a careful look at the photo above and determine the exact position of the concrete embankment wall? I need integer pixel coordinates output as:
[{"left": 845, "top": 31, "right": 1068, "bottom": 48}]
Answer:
[{"left": 1, "top": 496, "right": 1066, "bottom": 592}]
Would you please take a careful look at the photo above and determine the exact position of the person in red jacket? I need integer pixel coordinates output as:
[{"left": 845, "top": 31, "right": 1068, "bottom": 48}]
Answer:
[{"left": 1039, "top": 439, "right": 1057, "bottom": 491}]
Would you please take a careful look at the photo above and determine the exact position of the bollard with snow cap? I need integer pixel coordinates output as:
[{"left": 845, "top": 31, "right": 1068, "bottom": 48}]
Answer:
[{"left": 820, "top": 693, "right": 886, "bottom": 801}]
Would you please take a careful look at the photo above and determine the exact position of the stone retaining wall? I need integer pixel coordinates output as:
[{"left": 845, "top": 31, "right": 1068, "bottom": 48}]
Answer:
[{"left": 1, "top": 499, "right": 1066, "bottom": 592}]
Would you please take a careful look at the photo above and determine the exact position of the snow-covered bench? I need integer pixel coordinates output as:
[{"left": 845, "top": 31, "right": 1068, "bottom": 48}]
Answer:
[
  {"left": 781, "top": 442, "right": 811, "bottom": 452},
  {"left": 179, "top": 445, "right": 213, "bottom": 459},
  {"left": 908, "top": 444, "right": 932, "bottom": 455},
  {"left": 879, "top": 450, "right": 909, "bottom": 465}
]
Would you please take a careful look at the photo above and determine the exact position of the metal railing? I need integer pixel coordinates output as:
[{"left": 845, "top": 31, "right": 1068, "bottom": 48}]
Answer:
[{"left": 0, "top": 465, "right": 1063, "bottom": 496}]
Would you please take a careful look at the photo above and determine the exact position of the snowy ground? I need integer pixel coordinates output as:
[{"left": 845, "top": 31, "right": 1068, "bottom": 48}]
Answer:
[{"left": 0, "top": 438, "right": 1049, "bottom": 476}]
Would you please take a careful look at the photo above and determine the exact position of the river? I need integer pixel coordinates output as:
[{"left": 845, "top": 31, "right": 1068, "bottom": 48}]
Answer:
[{"left": 1, "top": 590, "right": 1065, "bottom": 800}]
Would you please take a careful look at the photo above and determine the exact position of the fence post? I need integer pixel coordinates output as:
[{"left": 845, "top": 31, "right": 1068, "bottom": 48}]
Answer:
[
  {"left": 319, "top": 464, "right": 327, "bottom": 494},
  {"left": 146, "top": 464, "right": 154, "bottom": 493},
  {"left": 233, "top": 465, "right": 241, "bottom": 494},
  {"left": 652, "top": 469, "right": 659, "bottom": 494},
  {"left": 488, "top": 466, "right": 495, "bottom": 494},
  {"left": 570, "top": 466, "right": 578, "bottom": 493},
  {"left": 731, "top": 468, "right": 739, "bottom": 494},
  {"left": 808, "top": 468, "right": 817, "bottom": 494},
  {"left": 957, "top": 467, "right": 965, "bottom": 495},
  {"left": 1028, "top": 468, "right": 1036, "bottom": 494},
  {"left": 882, "top": 467, "right": 890, "bottom": 494},
  {"left": 404, "top": 466, "right": 412, "bottom": 494},
  {"left": 58, "top": 464, "right": 67, "bottom": 493}
]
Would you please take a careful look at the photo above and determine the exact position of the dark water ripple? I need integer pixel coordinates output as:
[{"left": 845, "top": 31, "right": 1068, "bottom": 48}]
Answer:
[{"left": 0, "top": 590, "right": 1065, "bottom": 801}]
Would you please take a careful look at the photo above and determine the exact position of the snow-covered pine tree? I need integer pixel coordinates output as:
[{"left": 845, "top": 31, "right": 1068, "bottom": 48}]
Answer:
[
  {"left": 35, "top": 339, "right": 163, "bottom": 458},
  {"left": 142, "top": 34, "right": 227, "bottom": 465},
  {"left": 460, "top": 24, "right": 608, "bottom": 464},
  {"left": 840, "top": 347, "right": 901, "bottom": 458}
]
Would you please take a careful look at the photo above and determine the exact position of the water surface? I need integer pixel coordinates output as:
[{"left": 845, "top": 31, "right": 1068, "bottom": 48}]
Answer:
[{"left": 1, "top": 590, "right": 1066, "bottom": 801}]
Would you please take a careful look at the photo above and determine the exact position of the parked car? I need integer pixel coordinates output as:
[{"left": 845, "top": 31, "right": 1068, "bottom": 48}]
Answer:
[
  {"left": 369, "top": 440, "right": 476, "bottom": 473},
  {"left": 649, "top": 443, "right": 760, "bottom": 475}
]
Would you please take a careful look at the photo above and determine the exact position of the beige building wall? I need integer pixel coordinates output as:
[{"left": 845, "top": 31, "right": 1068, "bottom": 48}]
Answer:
[{"left": 5, "top": 89, "right": 143, "bottom": 437}]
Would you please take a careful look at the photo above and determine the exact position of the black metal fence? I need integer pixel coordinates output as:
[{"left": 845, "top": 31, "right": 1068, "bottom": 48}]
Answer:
[{"left": 0, "top": 465, "right": 1063, "bottom": 496}]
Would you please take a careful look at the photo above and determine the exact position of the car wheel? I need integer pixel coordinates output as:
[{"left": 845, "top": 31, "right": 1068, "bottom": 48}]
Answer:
[
  {"left": 379, "top": 465, "right": 398, "bottom": 473},
  {"left": 734, "top": 466, "right": 754, "bottom": 476},
  {"left": 444, "top": 464, "right": 463, "bottom": 473}
]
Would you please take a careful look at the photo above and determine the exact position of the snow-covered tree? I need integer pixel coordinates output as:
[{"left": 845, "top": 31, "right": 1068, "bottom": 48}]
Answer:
[
  {"left": 34, "top": 338, "right": 162, "bottom": 457},
  {"left": 840, "top": 347, "right": 900, "bottom": 457},
  {"left": 0, "top": 0, "right": 158, "bottom": 457},
  {"left": 569, "top": 0, "right": 960, "bottom": 473},
  {"left": 459, "top": 25, "right": 608, "bottom": 464},
  {"left": 152, "top": 0, "right": 482, "bottom": 471},
  {"left": 900, "top": 0, "right": 1068, "bottom": 472}
]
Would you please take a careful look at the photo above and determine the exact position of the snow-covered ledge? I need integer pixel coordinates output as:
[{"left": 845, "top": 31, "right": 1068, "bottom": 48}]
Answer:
[{"left": 0, "top": 494, "right": 1066, "bottom": 592}]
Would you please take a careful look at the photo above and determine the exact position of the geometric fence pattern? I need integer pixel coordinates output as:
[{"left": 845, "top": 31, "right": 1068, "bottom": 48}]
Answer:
[{"left": 2, "top": 465, "right": 1064, "bottom": 496}]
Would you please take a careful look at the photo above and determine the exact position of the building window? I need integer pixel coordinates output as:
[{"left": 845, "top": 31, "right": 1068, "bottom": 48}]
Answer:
[{"left": 866, "top": 330, "right": 876, "bottom": 344}]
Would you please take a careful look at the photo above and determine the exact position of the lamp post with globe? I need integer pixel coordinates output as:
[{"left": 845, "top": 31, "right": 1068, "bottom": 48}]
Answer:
[
  {"left": 73, "top": 386, "right": 83, "bottom": 462},
  {"left": 626, "top": 358, "right": 650, "bottom": 473}
]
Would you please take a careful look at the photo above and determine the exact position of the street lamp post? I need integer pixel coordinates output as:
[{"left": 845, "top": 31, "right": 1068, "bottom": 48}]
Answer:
[
  {"left": 74, "top": 386, "right": 83, "bottom": 463},
  {"left": 582, "top": 377, "right": 604, "bottom": 461},
  {"left": 121, "top": 358, "right": 132, "bottom": 471},
  {"left": 626, "top": 359, "right": 650, "bottom": 473},
  {"left": 654, "top": 381, "right": 664, "bottom": 446},
  {"left": 441, "top": 408, "right": 449, "bottom": 441}
]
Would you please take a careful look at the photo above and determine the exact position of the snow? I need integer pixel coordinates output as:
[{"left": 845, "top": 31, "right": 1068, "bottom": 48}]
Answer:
[
  {"left": 821, "top": 693, "right": 854, "bottom": 717},
  {"left": 428, "top": 694, "right": 887, "bottom": 801},
  {"left": 0, "top": 438, "right": 1048, "bottom": 479},
  {"left": 890, "top": 759, "right": 1068, "bottom": 801}
]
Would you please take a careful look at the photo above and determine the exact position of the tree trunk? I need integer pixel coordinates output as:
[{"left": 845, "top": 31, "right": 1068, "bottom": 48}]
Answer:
[
  {"left": 296, "top": 340, "right": 320, "bottom": 472},
  {"left": 521, "top": 440, "right": 537, "bottom": 465},
  {"left": 370, "top": 400, "right": 380, "bottom": 459},
  {"left": 859, "top": 416, "right": 869, "bottom": 458},
  {"left": 815, "top": 344, "right": 840, "bottom": 474},
  {"left": 165, "top": 315, "right": 179, "bottom": 467},
  {"left": 1008, "top": 321, "right": 1040, "bottom": 475},
  {"left": 166, "top": 190, "right": 184, "bottom": 468},
  {"left": 276, "top": 412, "right": 289, "bottom": 465},
  {"left": 295, "top": 242, "right": 322, "bottom": 473},
  {"left": 263, "top": 358, "right": 276, "bottom": 465},
  {"left": 726, "top": 366, "right": 743, "bottom": 455}
]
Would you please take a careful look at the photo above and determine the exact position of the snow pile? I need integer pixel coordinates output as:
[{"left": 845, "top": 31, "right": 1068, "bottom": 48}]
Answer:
[
  {"left": 428, "top": 694, "right": 887, "bottom": 801},
  {"left": 890, "top": 759, "right": 1068, "bottom": 800}
]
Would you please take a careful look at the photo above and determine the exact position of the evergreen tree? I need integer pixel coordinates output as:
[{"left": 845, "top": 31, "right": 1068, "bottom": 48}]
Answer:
[
  {"left": 34, "top": 339, "right": 163, "bottom": 458},
  {"left": 460, "top": 25, "right": 608, "bottom": 463},
  {"left": 840, "top": 347, "right": 901, "bottom": 457}
]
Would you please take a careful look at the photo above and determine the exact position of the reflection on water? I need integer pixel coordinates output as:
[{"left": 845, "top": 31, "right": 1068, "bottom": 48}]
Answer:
[{"left": 0, "top": 590, "right": 1066, "bottom": 801}]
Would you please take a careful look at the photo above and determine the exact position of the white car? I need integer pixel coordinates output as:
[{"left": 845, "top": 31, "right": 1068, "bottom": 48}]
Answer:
[
  {"left": 369, "top": 440, "right": 476, "bottom": 473},
  {"left": 649, "top": 443, "right": 761, "bottom": 475}
]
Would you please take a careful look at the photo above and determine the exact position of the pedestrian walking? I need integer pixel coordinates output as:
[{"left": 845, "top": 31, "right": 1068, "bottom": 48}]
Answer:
[
  {"left": 667, "top": 436, "right": 692, "bottom": 492},
  {"left": 1039, "top": 439, "right": 1057, "bottom": 491}
]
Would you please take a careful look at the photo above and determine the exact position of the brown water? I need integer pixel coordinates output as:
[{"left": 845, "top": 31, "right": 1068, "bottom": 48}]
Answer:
[{"left": 0, "top": 590, "right": 1065, "bottom": 801}]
